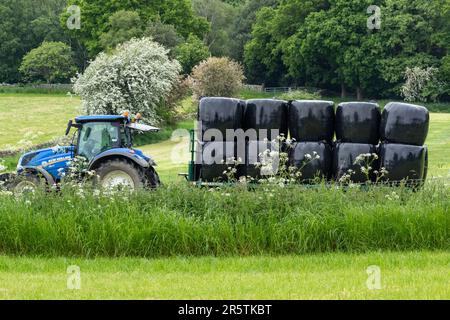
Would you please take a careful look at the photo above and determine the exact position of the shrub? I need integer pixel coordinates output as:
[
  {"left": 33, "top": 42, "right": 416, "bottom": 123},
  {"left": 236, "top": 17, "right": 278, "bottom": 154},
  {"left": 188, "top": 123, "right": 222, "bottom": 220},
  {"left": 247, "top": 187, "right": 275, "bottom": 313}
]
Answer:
[
  {"left": 73, "top": 38, "right": 181, "bottom": 124},
  {"left": 401, "top": 67, "right": 444, "bottom": 102},
  {"left": 278, "top": 90, "right": 321, "bottom": 101},
  {"left": 189, "top": 57, "right": 245, "bottom": 98},
  {"left": 174, "top": 35, "right": 210, "bottom": 74},
  {"left": 19, "top": 41, "right": 77, "bottom": 83}
]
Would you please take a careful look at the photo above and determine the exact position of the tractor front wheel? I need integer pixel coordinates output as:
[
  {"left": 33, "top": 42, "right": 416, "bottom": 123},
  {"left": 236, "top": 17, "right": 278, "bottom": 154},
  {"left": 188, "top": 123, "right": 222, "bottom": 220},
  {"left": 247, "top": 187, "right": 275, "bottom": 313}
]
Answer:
[
  {"left": 96, "top": 159, "right": 144, "bottom": 190},
  {"left": 11, "top": 173, "right": 45, "bottom": 194}
]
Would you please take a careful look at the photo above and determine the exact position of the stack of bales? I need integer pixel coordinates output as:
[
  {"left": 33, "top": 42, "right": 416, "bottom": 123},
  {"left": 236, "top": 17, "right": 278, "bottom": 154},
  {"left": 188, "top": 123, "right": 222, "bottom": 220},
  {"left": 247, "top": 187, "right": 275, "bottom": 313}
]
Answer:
[
  {"left": 333, "top": 102, "right": 381, "bottom": 182},
  {"left": 288, "top": 100, "right": 334, "bottom": 182},
  {"left": 197, "top": 97, "right": 245, "bottom": 181},
  {"left": 197, "top": 97, "right": 430, "bottom": 185},
  {"left": 379, "top": 102, "right": 429, "bottom": 184},
  {"left": 243, "top": 99, "right": 288, "bottom": 179}
]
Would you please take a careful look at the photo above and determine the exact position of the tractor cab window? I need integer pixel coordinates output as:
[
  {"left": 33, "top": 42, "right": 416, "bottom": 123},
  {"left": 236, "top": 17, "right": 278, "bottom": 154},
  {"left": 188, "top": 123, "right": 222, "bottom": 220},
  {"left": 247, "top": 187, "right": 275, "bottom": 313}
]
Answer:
[{"left": 77, "top": 122, "right": 121, "bottom": 160}]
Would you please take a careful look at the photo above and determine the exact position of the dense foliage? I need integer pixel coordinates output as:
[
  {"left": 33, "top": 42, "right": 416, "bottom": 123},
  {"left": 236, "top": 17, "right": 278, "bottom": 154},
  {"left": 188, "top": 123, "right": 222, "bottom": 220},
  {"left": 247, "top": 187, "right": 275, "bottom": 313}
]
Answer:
[
  {"left": 0, "top": 0, "right": 448, "bottom": 101},
  {"left": 244, "top": 0, "right": 449, "bottom": 100},
  {"left": 174, "top": 35, "right": 211, "bottom": 74},
  {"left": 73, "top": 38, "right": 181, "bottom": 123},
  {"left": 0, "top": 182, "right": 448, "bottom": 257},
  {"left": 19, "top": 41, "right": 77, "bottom": 83},
  {"left": 0, "top": 0, "right": 71, "bottom": 82},
  {"left": 63, "top": 0, "right": 209, "bottom": 56},
  {"left": 189, "top": 57, "right": 245, "bottom": 98}
]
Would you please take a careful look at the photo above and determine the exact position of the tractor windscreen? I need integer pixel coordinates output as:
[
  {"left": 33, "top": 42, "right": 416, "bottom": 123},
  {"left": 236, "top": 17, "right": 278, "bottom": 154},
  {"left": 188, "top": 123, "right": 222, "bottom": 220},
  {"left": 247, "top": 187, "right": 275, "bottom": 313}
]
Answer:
[{"left": 77, "top": 122, "right": 121, "bottom": 160}]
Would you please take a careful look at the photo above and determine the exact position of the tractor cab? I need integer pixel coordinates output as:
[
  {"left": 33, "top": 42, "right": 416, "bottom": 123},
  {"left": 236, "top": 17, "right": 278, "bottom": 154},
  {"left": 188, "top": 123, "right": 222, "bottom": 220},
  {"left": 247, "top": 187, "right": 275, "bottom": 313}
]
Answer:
[{"left": 67, "top": 115, "right": 160, "bottom": 161}]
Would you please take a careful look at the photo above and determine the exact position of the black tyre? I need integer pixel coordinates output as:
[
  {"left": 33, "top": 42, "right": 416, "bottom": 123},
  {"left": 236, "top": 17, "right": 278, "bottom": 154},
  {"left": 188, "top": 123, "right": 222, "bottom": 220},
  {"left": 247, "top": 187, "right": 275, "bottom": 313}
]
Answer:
[
  {"left": 96, "top": 159, "right": 144, "bottom": 190},
  {"left": 146, "top": 168, "right": 161, "bottom": 188},
  {"left": 11, "top": 172, "right": 45, "bottom": 194}
]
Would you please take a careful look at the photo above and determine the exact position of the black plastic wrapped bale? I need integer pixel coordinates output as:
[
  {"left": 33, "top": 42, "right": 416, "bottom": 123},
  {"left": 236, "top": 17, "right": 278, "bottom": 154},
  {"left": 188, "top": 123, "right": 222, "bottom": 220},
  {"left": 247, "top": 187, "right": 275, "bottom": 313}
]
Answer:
[
  {"left": 379, "top": 143, "right": 427, "bottom": 183},
  {"left": 335, "top": 102, "right": 381, "bottom": 144},
  {"left": 289, "top": 142, "right": 332, "bottom": 182},
  {"left": 244, "top": 141, "right": 280, "bottom": 180},
  {"left": 244, "top": 99, "right": 288, "bottom": 141},
  {"left": 380, "top": 102, "right": 429, "bottom": 146},
  {"left": 197, "top": 141, "right": 237, "bottom": 182},
  {"left": 199, "top": 97, "right": 244, "bottom": 142},
  {"left": 288, "top": 100, "right": 335, "bottom": 143},
  {"left": 332, "top": 143, "right": 379, "bottom": 183}
]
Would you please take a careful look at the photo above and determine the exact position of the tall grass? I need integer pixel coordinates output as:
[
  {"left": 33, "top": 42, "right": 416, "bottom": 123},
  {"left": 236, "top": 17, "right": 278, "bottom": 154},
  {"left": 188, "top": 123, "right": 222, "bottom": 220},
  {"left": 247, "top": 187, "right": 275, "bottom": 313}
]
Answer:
[{"left": 0, "top": 181, "right": 448, "bottom": 257}]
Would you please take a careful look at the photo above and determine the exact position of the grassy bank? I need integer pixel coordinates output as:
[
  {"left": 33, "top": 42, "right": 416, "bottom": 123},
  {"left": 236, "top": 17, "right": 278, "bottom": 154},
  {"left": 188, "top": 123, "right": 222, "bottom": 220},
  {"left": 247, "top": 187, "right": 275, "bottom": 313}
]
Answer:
[
  {"left": 0, "top": 181, "right": 448, "bottom": 257},
  {"left": 0, "top": 251, "right": 448, "bottom": 299}
]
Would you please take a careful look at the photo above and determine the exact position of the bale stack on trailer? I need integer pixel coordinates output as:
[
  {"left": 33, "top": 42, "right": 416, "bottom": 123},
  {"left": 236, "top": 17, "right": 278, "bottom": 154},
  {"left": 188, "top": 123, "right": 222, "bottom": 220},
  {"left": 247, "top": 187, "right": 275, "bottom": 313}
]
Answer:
[
  {"left": 192, "top": 97, "right": 430, "bottom": 186},
  {"left": 197, "top": 97, "right": 245, "bottom": 182},
  {"left": 379, "top": 102, "right": 429, "bottom": 185},
  {"left": 332, "top": 102, "right": 381, "bottom": 183},
  {"left": 288, "top": 100, "right": 334, "bottom": 182},
  {"left": 243, "top": 99, "right": 288, "bottom": 179}
]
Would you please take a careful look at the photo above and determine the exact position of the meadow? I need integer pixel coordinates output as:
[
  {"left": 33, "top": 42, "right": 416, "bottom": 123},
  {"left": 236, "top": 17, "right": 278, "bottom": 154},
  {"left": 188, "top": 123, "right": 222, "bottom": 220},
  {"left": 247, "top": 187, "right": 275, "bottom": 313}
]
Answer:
[
  {"left": 0, "top": 251, "right": 449, "bottom": 299},
  {"left": 0, "top": 182, "right": 448, "bottom": 257},
  {"left": 0, "top": 91, "right": 449, "bottom": 299}
]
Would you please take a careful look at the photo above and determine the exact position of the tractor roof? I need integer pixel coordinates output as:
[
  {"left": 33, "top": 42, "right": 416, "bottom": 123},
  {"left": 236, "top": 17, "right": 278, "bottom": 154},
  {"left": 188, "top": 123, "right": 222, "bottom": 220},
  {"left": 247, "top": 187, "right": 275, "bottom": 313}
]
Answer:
[{"left": 75, "top": 115, "right": 126, "bottom": 123}]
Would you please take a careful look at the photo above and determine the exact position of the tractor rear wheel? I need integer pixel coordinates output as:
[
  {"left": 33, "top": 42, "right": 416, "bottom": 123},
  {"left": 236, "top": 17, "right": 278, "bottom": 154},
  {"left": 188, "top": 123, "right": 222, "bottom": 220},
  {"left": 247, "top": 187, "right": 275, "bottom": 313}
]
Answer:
[
  {"left": 96, "top": 159, "right": 144, "bottom": 190},
  {"left": 146, "top": 168, "right": 161, "bottom": 188}
]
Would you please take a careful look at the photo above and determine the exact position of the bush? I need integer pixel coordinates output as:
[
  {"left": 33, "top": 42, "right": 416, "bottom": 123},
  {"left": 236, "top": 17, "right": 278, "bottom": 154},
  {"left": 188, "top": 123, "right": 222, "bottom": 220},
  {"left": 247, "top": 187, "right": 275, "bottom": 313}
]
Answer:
[
  {"left": 73, "top": 38, "right": 181, "bottom": 124},
  {"left": 189, "top": 57, "right": 245, "bottom": 98},
  {"left": 19, "top": 41, "right": 77, "bottom": 83},
  {"left": 174, "top": 35, "right": 210, "bottom": 74},
  {"left": 401, "top": 67, "right": 444, "bottom": 102},
  {"left": 278, "top": 90, "right": 321, "bottom": 101}
]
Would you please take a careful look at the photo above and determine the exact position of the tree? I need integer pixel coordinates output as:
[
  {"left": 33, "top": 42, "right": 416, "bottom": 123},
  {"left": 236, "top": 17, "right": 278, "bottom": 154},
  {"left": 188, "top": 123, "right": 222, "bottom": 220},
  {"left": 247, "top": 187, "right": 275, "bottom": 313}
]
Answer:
[
  {"left": 192, "top": 0, "right": 237, "bottom": 57},
  {"left": 229, "top": 0, "right": 279, "bottom": 62},
  {"left": 189, "top": 57, "right": 245, "bottom": 98},
  {"left": 0, "top": 0, "right": 70, "bottom": 83},
  {"left": 244, "top": 0, "right": 448, "bottom": 99},
  {"left": 99, "top": 10, "right": 144, "bottom": 51},
  {"left": 64, "top": 0, "right": 210, "bottom": 56},
  {"left": 73, "top": 38, "right": 181, "bottom": 123},
  {"left": 146, "top": 17, "right": 183, "bottom": 50},
  {"left": 19, "top": 41, "right": 76, "bottom": 83},
  {"left": 174, "top": 35, "right": 210, "bottom": 74}
]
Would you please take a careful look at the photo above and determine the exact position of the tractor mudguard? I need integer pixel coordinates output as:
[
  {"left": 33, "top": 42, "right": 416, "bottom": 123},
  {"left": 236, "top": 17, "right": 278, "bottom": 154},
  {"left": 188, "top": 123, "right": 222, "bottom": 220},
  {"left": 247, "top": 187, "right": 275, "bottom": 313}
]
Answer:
[
  {"left": 88, "top": 149, "right": 152, "bottom": 171},
  {"left": 22, "top": 166, "right": 56, "bottom": 185}
]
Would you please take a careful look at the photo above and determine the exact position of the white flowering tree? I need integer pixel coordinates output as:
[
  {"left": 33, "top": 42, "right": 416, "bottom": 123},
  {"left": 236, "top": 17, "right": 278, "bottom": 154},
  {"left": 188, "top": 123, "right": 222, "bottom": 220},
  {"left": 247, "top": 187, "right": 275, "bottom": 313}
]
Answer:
[{"left": 73, "top": 38, "right": 181, "bottom": 123}]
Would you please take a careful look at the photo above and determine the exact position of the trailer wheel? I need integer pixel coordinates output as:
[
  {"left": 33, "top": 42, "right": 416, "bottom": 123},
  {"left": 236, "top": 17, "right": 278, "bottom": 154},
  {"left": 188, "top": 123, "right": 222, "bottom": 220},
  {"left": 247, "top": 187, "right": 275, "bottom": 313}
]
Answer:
[{"left": 96, "top": 159, "right": 144, "bottom": 190}]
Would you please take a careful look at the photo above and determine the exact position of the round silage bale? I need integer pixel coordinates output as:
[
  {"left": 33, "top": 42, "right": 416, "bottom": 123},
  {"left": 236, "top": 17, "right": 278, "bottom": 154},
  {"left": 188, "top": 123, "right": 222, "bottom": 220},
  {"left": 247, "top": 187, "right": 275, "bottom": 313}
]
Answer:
[
  {"left": 379, "top": 143, "right": 427, "bottom": 183},
  {"left": 288, "top": 100, "right": 335, "bottom": 143},
  {"left": 332, "top": 142, "right": 379, "bottom": 183},
  {"left": 335, "top": 102, "right": 381, "bottom": 144},
  {"left": 198, "top": 97, "right": 244, "bottom": 142},
  {"left": 380, "top": 102, "right": 429, "bottom": 146},
  {"left": 244, "top": 99, "right": 288, "bottom": 141},
  {"left": 288, "top": 141, "right": 332, "bottom": 182}
]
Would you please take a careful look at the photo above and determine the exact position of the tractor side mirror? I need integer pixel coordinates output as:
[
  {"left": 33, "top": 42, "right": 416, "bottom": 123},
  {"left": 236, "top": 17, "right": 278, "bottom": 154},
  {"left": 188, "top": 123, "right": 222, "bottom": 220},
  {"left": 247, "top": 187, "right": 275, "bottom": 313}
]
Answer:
[
  {"left": 65, "top": 120, "right": 73, "bottom": 136},
  {"left": 65, "top": 120, "right": 81, "bottom": 136}
]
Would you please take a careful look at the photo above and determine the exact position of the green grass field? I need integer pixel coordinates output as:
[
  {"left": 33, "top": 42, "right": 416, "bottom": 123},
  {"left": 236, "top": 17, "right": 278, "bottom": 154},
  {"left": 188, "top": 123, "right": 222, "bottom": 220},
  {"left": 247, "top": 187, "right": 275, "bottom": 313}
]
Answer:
[
  {"left": 0, "top": 251, "right": 448, "bottom": 299},
  {"left": 0, "top": 92, "right": 449, "bottom": 300},
  {"left": 0, "top": 94, "right": 80, "bottom": 150}
]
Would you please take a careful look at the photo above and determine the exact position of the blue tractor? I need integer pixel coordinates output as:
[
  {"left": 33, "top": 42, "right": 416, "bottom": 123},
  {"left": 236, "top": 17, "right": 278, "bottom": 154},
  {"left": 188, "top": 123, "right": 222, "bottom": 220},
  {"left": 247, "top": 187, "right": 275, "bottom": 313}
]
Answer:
[{"left": 0, "top": 114, "right": 161, "bottom": 192}]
